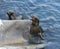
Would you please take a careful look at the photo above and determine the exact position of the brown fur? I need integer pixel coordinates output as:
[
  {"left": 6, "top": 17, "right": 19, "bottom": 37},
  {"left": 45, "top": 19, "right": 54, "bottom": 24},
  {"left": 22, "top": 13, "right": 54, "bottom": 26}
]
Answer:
[
  {"left": 30, "top": 16, "right": 44, "bottom": 39},
  {"left": 30, "top": 24, "right": 40, "bottom": 35}
]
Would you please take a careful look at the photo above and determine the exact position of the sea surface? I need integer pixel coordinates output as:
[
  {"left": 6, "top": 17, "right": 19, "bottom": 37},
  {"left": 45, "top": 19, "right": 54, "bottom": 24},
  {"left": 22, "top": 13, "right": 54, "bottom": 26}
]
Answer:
[{"left": 0, "top": 0, "right": 60, "bottom": 49}]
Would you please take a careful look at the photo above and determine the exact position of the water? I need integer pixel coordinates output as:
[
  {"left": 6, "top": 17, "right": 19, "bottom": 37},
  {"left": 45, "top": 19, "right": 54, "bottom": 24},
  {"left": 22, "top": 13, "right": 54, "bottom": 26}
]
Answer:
[{"left": 0, "top": 0, "right": 60, "bottom": 49}]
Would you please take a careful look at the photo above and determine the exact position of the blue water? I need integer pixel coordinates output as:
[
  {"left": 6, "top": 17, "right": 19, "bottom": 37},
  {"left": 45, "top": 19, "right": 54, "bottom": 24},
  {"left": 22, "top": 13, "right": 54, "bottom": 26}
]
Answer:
[{"left": 0, "top": 0, "right": 60, "bottom": 49}]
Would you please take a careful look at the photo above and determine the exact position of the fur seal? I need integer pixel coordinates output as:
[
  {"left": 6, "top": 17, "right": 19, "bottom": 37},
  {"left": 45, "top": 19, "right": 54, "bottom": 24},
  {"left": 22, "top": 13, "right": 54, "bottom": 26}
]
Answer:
[
  {"left": 30, "top": 16, "right": 44, "bottom": 40},
  {"left": 7, "top": 11, "right": 16, "bottom": 20}
]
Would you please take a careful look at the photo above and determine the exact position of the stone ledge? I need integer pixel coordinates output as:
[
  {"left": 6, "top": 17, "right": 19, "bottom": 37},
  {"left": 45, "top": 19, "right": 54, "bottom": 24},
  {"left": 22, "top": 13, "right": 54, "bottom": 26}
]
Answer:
[{"left": 0, "top": 43, "right": 46, "bottom": 49}]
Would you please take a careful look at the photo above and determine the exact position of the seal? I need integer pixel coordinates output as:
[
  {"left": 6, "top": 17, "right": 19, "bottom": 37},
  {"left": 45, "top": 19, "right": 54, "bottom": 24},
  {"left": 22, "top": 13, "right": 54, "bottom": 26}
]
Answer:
[
  {"left": 7, "top": 11, "right": 16, "bottom": 20},
  {"left": 30, "top": 15, "right": 44, "bottom": 40}
]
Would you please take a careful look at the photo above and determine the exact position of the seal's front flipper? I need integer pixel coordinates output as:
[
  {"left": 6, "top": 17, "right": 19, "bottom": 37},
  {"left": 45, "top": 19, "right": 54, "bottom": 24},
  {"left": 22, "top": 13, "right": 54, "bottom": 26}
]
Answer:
[{"left": 38, "top": 33, "right": 45, "bottom": 40}]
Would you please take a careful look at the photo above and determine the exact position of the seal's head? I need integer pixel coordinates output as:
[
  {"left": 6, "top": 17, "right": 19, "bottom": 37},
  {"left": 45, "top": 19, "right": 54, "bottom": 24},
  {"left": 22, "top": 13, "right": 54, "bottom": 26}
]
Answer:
[
  {"left": 7, "top": 11, "right": 14, "bottom": 16},
  {"left": 31, "top": 15, "right": 39, "bottom": 25},
  {"left": 7, "top": 10, "right": 16, "bottom": 20}
]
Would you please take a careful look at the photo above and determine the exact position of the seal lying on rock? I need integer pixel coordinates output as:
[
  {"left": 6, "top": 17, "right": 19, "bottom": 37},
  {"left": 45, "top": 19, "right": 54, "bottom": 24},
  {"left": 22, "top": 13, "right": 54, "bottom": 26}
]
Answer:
[
  {"left": 7, "top": 11, "right": 16, "bottom": 20},
  {"left": 7, "top": 11, "right": 24, "bottom": 20},
  {"left": 30, "top": 16, "right": 44, "bottom": 40}
]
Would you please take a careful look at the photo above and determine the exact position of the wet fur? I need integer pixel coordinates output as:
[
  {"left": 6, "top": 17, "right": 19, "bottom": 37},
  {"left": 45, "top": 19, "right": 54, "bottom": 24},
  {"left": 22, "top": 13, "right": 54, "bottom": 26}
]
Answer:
[{"left": 30, "top": 16, "right": 44, "bottom": 39}]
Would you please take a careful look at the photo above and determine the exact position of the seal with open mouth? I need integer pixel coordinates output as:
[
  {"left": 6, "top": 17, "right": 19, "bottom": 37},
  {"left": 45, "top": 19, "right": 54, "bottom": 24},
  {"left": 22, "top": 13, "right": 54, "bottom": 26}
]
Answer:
[{"left": 30, "top": 15, "right": 44, "bottom": 43}]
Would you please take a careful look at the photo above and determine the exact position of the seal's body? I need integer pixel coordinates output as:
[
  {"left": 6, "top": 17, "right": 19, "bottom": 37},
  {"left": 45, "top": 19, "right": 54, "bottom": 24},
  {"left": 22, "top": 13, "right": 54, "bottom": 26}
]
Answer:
[
  {"left": 7, "top": 11, "right": 16, "bottom": 20},
  {"left": 30, "top": 16, "right": 44, "bottom": 40},
  {"left": 30, "top": 24, "right": 40, "bottom": 36}
]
